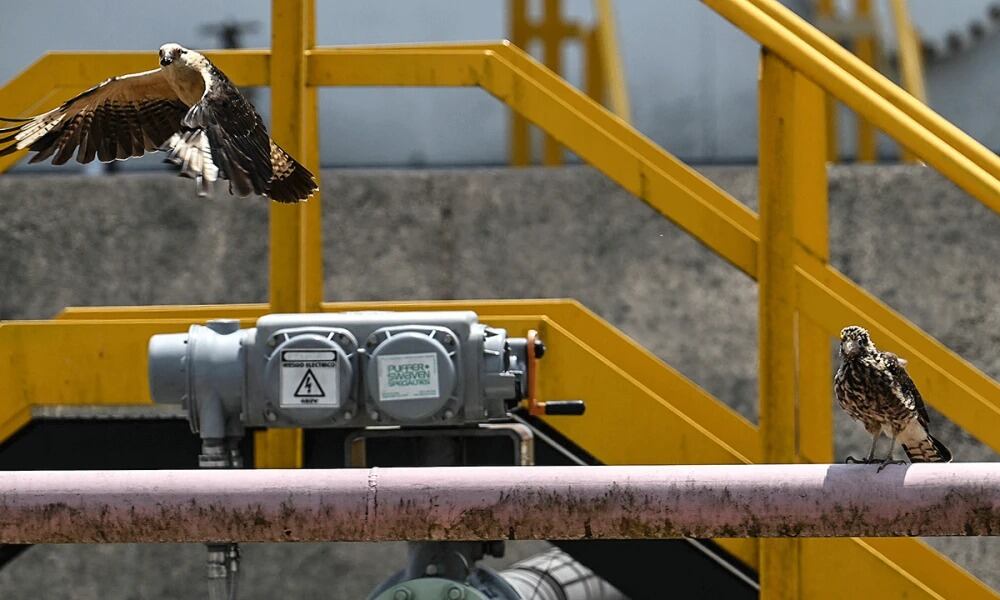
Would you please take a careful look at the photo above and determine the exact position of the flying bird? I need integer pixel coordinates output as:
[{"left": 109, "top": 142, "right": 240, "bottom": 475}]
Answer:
[
  {"left": 834, "top": 325, "right": 952, "bottom": 470},
  {"left": 0, "top": 43, "right": 316, "bottom": 202}
]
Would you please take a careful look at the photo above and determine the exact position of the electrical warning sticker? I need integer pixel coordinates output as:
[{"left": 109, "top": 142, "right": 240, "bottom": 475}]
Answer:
[
  {"left": 377, "top": 353, "right": 439, "bottom": 402},
  {"left": 280, "top": 349, "right": 339, "bottom": 407}
]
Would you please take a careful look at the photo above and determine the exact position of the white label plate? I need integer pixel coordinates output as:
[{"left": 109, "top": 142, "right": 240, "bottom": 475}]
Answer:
[
  {"left": 280, "top": 349, "right": 339, "bottom": 407},
  {"left": 377, "top": 353, "right": 439, "bottom": 402}
]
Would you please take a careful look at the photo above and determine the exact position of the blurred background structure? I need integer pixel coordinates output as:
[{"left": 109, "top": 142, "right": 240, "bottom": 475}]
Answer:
[
  {"left": 1, "top": 1, "right": 999, "bottom": 599},
  {"left": 1, "top": 0, "right": 999, "bottom": 168}
]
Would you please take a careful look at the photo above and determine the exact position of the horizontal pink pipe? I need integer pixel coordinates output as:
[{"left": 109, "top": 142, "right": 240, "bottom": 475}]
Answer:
[{"left": 0, "top": 464, "right": 998, "bottom": 543}]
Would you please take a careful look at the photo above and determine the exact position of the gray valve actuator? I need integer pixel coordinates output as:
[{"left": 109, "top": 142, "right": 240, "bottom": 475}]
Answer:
[{"left": 148, "top": 311, "right": 534, "bottom": 440}]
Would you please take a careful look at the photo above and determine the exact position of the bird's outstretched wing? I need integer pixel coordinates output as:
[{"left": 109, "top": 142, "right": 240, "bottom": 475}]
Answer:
[
  {"left": 175, "top": 67, "right": 316, "bottom": 202},
  {"left": 178, "top": 68, "right": 271, "bottom": 197},
  {"left": 0, "top": 69, "right": 187, "bottom": 164}
]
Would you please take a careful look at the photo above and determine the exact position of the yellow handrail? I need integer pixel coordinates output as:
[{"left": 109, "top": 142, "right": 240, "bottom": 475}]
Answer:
[
  {"left": 744, "top": 0, "right": 1000, "bottom": 183},
  {"left": 705, "top": 0, "right": 1000, "bottom": 211},
  {"left": 507, "top": 0, "right": 631, "bottom": 165}
]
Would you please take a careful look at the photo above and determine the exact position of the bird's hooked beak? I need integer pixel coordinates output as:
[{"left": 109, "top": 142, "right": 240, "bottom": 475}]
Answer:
[{"left": 841, "top": 339, "right": 857, "bottom": 357}]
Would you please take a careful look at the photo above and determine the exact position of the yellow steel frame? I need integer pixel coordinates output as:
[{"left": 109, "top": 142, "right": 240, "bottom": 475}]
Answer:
[
  {"left": 507, "top": 0, "right": 631, "bottom": 165},
  {"left": 0, "top": 0, "right": 999, "bottom": 597},
  {"left": 752, "top": 0, "right": 1000, "bottom": 180},
  {"left": 887, "top": 0, "right": 926, "bottom": 163},
  {"left": 852, "top": 0, "right": 879, "bottom": 163},
  {"left": 816, "top": 0, "right": 928, "bottom": 163}
]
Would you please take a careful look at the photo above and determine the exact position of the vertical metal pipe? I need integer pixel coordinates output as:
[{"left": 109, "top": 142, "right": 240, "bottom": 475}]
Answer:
[
  {"left": 584, "top": 29, "right": 605, "bottom": 109},
  {"left": 541, "top": 0, "right": 564, "bottom": 165},
  {"left": 261, "top": 0, "right": 319, "bottom": 468},
  {"left": 887, "top": 0, "right": 926, "bottom": 163},
  {"left": 789, "top": 68, "right": 832, "bottom": 465},
  {"left": 201, "top": 440, "right": 242, "bottom": 600},
  {"left": 592, "top": 0, "right": 631, "bottom": 123},
  {"left": 758, "top": 49, "right": 802, "bottom": 600},
  {"left": 508, "top": 0, "right": 531, "bottom": 166},
  {"left": 816, "top": 0, "right": 839, "bottom": 162},
  {"left": 853, "top": 0, "right": 878, "bottom": 162}
]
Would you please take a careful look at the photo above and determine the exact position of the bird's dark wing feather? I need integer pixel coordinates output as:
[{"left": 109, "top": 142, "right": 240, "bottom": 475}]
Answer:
[
  {"left": 181, "top": 67, "right": 272, "bottom": 198},
  {"left": 883, "top": 351, "right": 930, "bottom": 426},
  {"left": 0, "top": 69, "right": 187, "bottom": 165},
  {"left": 268, "top": 140, "right": 318, "bottom": 203}
]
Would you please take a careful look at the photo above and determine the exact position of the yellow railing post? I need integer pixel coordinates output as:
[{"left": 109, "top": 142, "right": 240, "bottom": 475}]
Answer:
[
  {"left": 592, "top": 0, "right": 631, "bottom": 123},
  {"left": 508, "top": 0, "right": 531, "bottom": 166},
  {"left": 541, "top": 0, "right": 565, "bottom": 165},
  {"left": 258, "top": 0, "right": 322, "bottom": 468},
  {"left": 888, "top": 0, "right": 926, "bottom": 163},
  {"left": 817, "top": 0, "right": 839, "bottom": 162},
  {"left": 791, "top": 72, "right": 833, "bottom": 465},
  {"left": 758, "top": 48, "right": 805, "bottom": 599},
  {"left": 854, "top": 0, "right": 878, "bottom": 162},
  {"left": 507, "top": 0, "right": 628, "bottom": 164},
  {"left": 584, "top": 28, "right": 606, "bottom": 105}
]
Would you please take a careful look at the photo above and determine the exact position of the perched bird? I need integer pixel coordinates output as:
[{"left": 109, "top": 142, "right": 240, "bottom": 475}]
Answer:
[
  {"left": 0, "top": 43, "right": 316, "bottom": 202},
  {"left": 834, "top": 325, "right": 952, "bottom": 470}
]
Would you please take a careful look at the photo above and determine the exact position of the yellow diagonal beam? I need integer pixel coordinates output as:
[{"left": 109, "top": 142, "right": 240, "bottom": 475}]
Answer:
[
  {"left": 747, "top": 0, "right": 1000, "bottom": 180},
  {"left": 308, "top": 45, "right": 759, "bottom": 278},
  {"left": 704, "top": 0, "right": 1000, "bottom": 211}
]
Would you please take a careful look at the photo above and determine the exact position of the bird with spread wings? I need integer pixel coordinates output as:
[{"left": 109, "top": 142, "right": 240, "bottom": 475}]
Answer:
[{"left": 0, "top": 43, "right": 316, "bottom": 202}]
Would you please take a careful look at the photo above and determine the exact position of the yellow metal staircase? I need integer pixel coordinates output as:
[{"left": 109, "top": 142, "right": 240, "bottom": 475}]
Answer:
[{"left": 1, "top": 0, "right": 999, "bottom": 598}]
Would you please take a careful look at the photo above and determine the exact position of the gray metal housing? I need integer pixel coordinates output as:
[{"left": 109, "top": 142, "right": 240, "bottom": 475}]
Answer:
[{"left": 148, "top": 311, "right": 530, "bottom": 435}]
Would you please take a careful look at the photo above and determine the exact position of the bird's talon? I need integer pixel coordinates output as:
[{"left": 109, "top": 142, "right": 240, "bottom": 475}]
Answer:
[
  {"left": 845, "top": 456, "right": 870, "bottom": 464},
  {"left": 875, "top": 459, "right": 906, "bottom": 473}
]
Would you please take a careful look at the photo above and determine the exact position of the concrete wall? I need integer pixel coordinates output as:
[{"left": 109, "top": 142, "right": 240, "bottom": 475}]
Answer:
[{"left": 0, "top": 164, "right": 997, "bottom": 596}]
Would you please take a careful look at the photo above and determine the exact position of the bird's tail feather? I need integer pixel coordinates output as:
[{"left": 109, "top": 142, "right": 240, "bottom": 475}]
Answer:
[
  {"left": 902, "top": 434, "right": 952, "bottom": 463},
  {"left": 267, "top": 140, "right": 317, "bottom": 203},
  {"left": 161, "top": 130, "right": 219, "bottom": 197}
]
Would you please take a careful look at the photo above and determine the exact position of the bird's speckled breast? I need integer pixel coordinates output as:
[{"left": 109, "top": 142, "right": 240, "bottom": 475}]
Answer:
[{"left": 835, "top": 355, "right": 915, "bottom": 430}]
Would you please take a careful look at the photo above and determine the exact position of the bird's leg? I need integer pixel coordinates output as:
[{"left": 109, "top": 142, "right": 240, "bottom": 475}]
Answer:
[
  {"left": 876, "top": 432, "right": 907, "bottom": 472},
  {"left": 846, "top": 428, "right": 880, "bottom": 464},
  {"left": 866, "top": 431, "right": 880, "bottom": 462}
]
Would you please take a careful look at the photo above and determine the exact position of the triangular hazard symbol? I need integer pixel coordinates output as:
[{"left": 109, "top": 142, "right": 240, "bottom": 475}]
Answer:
[{"left": 294, "top": 369, "right": 325, "bottom": 397}]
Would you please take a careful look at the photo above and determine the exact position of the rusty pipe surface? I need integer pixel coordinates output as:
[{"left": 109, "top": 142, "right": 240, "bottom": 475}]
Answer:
[{"left": 1, "top": 464, "right": 998, "bottom": 543}]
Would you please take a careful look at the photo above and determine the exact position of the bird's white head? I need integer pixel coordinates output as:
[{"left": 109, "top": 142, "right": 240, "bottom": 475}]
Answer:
[
  {"left": 158, "top": 43, "right": 205, "bottom": 70},
  {"left": 839, "top": 325, "right": 875, "bottom": 359}
]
